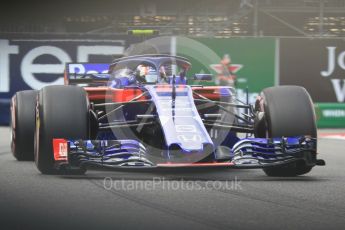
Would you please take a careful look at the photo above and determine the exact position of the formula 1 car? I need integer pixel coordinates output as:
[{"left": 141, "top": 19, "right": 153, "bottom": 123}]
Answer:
[{"left": 11, "top": 54, "right": 325, "bottom": 176}]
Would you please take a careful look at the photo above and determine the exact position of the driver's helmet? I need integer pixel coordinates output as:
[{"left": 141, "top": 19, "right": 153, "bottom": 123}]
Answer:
[
  {"left": 108, "top": 67, "right": 136, "bottom": 88},
  {"left": 112, "top": 68, "right": 135, "bottom": 79},
  {"left": 136, "top": 64, "right": 158, "bottom": 83}
]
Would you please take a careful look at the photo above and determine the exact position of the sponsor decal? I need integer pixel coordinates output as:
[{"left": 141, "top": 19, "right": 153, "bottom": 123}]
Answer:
[
  {"left": 210, "top": 61, "right": 243, "bottom": 75},
  {"left": 0, "top": 36, "right": 141, "bottom": 124},
  {"left": 0, "top": 38, "right": 125, "bottom": 93},
  {"left": 322, "top": 109, "right": 345, "bottom": 118},
  {"left": 68, "top": 63, "right": 110, "bottom": 75},
  {"left": 280, "top": 38, "right": 345, "bottom": 103},
  {"left": 0, "top": 40, "right": 19, "bottom": 93},
  {"left": 321, "top": 46, "right": 345, "bottom": 102},
  {"left": 177, "top": 37, "right": 276, "bottom": 104},
  {"left": 210, "top": 54, "right": 243, "bottom": 84},
  {"left": 53, "top": 139, "right": 68, "bottom": 161},
  {"left": 315, "top": 103, "right": 345, "bottom": 128}
]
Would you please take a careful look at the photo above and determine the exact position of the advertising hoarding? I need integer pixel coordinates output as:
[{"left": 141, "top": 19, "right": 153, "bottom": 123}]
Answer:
[
  {"left": 176, "top": 37, "right": 276, "bottom": 104},
  {"left": 0, "top": 35, "right": 140, "bottom": 124},
  {"left": 280, "top": 38, "right": 345, "bottom": 127}
]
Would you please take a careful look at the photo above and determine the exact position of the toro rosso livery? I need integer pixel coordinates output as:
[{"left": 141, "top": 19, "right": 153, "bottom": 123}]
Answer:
[{"left": 11, "top": 55, "right": 325, "bottom": 176}]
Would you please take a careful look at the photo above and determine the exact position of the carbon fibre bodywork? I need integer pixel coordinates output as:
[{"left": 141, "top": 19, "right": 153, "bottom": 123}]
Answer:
[
  {"left": 52, "top": 55, "right": 324, "bottom": 171},
  {"left": 54, "top": 136, "right": 318, "bottom": 169}
]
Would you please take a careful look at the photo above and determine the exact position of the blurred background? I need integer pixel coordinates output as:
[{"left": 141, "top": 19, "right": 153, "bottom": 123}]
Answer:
[{"left": 1, "top": 0, "right": 345, "bottom": 127}]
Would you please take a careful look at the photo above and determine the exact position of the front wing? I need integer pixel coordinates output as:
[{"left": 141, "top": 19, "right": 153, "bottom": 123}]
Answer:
[{"left": 53, "top": 136, "right": 322, "bottom": 170}]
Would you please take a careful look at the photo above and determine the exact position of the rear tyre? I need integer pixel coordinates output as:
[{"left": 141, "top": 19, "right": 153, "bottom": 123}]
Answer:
[
  {"left": 255, "top": 86, "right": 317, "bottom": 177},
  {"left": 11, "top": 90, "right": 38, "bottom": 161},
  {"left": 34, "top": 86, "right": 89, "bottom": 175}
]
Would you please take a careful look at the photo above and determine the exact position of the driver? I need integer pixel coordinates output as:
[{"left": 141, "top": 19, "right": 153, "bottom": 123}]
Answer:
[
  {"left": 136, "top": 64, "right": 158, "bottom": 84},
  {"left": 159, "top": 65, "right": 169, "bottom": 83}
]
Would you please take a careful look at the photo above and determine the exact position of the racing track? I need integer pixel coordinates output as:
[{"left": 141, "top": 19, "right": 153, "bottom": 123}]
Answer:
[{"left": 0, "top": 127, "right": 345, "bottom": 230}]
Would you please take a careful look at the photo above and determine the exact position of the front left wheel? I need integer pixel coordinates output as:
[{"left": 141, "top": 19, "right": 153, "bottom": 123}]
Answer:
[{"left": 255, "top": 86, "right": 317, "bottom": 177}]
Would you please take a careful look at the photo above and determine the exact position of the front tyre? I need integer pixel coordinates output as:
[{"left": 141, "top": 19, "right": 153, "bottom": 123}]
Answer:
[
  {"left": 11, "top": 90, "right": 38, "bottom": 161},
  {"left": 35, "top": 86, "right": 89, "bottom": 175},
  {"left": 255, "top": 86, "right": 317, "bottom": 177}
]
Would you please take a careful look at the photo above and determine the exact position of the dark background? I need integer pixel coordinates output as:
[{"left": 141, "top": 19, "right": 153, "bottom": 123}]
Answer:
[
  {"left": 280, "top": 38, "right": 345, "bottom": 102},
  {"left": 1, "top": 0, "right": 345, "bottom": 124}
]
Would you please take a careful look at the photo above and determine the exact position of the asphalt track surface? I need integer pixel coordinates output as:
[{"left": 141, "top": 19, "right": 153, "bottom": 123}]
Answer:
[{"left": 1, "top": 127, "right": 345, "bottom": 230}]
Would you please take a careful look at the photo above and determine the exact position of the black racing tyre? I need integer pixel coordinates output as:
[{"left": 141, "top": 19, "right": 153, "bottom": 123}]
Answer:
[
  {"left": 34, "top": 85, "right": 89, "bottom": 175},
  {"left": 11, "top": 90, "right": 38, "bottom": 161},
  {"left": 255, "top": 86, "right": 317, "bottom": 177}
]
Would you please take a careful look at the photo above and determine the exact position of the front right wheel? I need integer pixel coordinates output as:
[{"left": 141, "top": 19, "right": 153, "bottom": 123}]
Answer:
[{"left": 35, "top": 85, "right": 89, "bottom": 175}]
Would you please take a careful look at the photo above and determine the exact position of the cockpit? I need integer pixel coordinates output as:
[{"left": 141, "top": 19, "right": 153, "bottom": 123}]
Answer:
[{"left": 108, "top": 55, "right": 191, "bottom": 88}]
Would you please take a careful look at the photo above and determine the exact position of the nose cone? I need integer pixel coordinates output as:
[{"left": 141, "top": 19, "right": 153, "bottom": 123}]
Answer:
[{"left": 167, "top": 143, "right": 214, "bottom": 163}]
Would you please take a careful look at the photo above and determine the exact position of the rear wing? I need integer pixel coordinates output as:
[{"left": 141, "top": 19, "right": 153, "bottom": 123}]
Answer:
[{"left": 64, "top": 63, "right": 111, "bottom": 85}]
